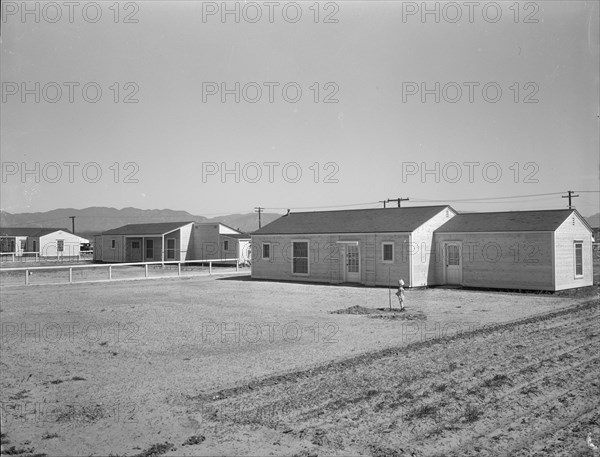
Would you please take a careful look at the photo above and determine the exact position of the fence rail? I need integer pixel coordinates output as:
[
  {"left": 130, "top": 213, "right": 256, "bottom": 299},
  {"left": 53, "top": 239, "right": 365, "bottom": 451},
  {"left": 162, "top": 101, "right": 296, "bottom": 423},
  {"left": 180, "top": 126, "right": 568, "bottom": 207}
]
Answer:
[
  {"left": 0, "top": 250, "right": 94, "bottom": 262},
  {"left": 0, "top": 258, "right": 245, "bottom": 287}
]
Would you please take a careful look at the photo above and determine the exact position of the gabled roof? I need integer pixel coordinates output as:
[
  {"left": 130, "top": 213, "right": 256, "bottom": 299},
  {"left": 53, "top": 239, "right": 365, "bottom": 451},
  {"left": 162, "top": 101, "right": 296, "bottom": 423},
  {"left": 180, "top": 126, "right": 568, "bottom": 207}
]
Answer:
[
  {"left": 435, "top": 209, "right": 588, "bottom": 233},
  {"left": 0, "top": 227, "right": 72, "bottom": 237},
  {"left": 253, "top": 206, "right": 452, "bottom": 235},
  {"left": 102, "top": 221, "right": 193, "bottom": 236}
]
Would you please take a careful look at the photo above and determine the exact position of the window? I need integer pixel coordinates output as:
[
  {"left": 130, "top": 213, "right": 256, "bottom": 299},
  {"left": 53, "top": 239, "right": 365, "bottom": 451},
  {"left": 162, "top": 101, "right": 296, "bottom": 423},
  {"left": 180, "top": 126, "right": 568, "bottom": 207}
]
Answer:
[
  {"left": 223, "top": 240, "right": 229, "bottom": 251},
  {"left": 382, "top": 242, "right": 394, "bottom": 262},
  {"left": 262, "top": 243, "right": 271, "bottom": 260},
  {"left": 574, "top": 242, "right": 583, "bottom": 277},
  {"left": 111, "top": 239, "right": 116, "bottom": 249},
  {"left": 57, "top": 240, "right": 64, "bottom": 252},
  {"left": 447, "top": 245, "right": 460, "bottom": 266},
  {"left": 292, "top": 241, "right": 309, "bottom": 275},
  {"left": 131, "top": 241, "right": 140, "bottom": 249},
  {"left": 146, "top": 240, "right": 154, "bottom": 259},
  {"left": 20, "top": 240, "right": 26, "bottom": 250},
  {"left": 166, "top": 238, "right": 176, "bottom": 260}
]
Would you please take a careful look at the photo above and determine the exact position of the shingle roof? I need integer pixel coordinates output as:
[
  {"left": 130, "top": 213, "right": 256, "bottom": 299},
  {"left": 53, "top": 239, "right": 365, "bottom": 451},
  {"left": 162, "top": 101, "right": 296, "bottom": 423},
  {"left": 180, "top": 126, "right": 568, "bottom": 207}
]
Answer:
[
  {"left": 0, "top": 227, "right": 72, "bottom": 237},
  {"left": 253, "top": 206, "right": 452, "bottom": 235},
  {"left": 102, "top": 222, "right": 193, "bottom": 236},
  {"left": 435, "top": 209, "right": 582, "bottom": 233},
  {"left": 222, "top": 233, "right": 251, "bottom": 239}
]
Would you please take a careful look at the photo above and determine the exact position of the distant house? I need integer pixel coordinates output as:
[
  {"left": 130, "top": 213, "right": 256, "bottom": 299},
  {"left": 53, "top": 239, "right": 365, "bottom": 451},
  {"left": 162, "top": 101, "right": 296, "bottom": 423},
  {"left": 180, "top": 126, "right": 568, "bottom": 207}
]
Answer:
[
  {"left": 251, "top": 207, "right": 593, "bottom": 291},
  {"left": 434, "top": 209, "right": 594, "bottom": 291},
  {"left": 0, "top": 227, "right": 89, "bottom": 258},
  {"left": 251, "top": 206, "right": 456, "bottom": 287},
  {"left": 94, "top": 221, "right": 250, "bottom": 264}
]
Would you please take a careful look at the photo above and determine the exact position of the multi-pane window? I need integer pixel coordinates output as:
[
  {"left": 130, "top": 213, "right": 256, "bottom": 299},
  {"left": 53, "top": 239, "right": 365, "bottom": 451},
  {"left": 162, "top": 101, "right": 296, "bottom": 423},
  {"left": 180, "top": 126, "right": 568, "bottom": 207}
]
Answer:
[
  {"left": 382, "top": 243, "right": 394, "bottom": 262},
  {"left": 292, "top": 241, "right": 309, "bottom": 274},
  {"left": 57, "top": 240, "right": 64, "bottom": 252},
  {"left": 574, "top": 242, "right": 583, "bottom": 277},
  {"left": 447, "top": 245, "right": 459, "bottom": 265},
  {"left": 262, "top": 243, "right": 271, "bottom": 259}
]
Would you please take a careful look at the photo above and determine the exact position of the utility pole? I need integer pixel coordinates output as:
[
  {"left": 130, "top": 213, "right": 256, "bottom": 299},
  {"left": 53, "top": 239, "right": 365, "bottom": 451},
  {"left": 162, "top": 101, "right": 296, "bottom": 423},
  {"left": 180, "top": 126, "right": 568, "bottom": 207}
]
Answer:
[
  {"left": 387, "top": 197, "right": 410, "bottom": 208},
  {"left": 561, "top": 191, "right": 579, "bottom": 209},
  {"left": 379, "top": 200, "right": 387, "bottom": 208},
  {"left": 69, "top": 216, "right": 76, "bottom": 234},
  {"left": 254, "top": 207, "right": 264, "bottom": 229}
]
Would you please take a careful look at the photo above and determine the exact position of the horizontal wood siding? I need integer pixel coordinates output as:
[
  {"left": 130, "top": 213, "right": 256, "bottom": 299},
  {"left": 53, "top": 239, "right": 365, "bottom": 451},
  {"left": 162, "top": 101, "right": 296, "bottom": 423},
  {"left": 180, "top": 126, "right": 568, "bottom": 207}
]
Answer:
[
  {"left": 99, "top": 235, "right": 126, "bottom": 262},
  {"left": 554, "top": 214, "right": 593, "bottom": 290},
  {"left": 251, "top": 234, "right": 410, "bottom": 286},
  {"left": 434, "top": 232, "right": 554, "bottom": 290}
]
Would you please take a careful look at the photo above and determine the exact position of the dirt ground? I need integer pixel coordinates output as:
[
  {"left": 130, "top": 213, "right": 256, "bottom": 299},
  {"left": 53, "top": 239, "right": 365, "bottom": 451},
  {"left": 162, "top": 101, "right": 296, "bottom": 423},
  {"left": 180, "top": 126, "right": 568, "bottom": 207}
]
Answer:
[{"left": 0, "top": 275, "right": 598, "bottom": 456}]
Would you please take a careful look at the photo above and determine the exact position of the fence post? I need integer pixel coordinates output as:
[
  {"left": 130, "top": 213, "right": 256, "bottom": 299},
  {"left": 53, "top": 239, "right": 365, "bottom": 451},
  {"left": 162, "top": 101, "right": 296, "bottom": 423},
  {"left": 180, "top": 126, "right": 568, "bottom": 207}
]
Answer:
[
  {"left": 145, "top": 264, "right": 148, "bottom": 278},
  {"left": 209, "top": 261, "right": 212, "bottom": 275},
  {"left": 25, "top": 269, "right": 29, "bottom": 285},
  {"left": 36, "top": 253, "right": 39, "bottom": 262},
  {"left": 69, "top": 267, "right": 73, "bottom": 284},
  {"left": 109, "top": 265, "right": 112, "bottom": 281},
  {"left": 178, "top": 262, "right": 181, "bottom": 276},
  {"left": 236, "top": 261, "right": 239, "bottom": 272}
]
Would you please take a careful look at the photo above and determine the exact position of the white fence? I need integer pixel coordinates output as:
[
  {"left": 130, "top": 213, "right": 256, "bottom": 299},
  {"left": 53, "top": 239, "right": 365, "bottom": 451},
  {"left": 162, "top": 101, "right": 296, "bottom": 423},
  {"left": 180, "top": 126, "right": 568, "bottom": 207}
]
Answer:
[
  {"left": 0, "top": 258, "right": 245, "bottom": 287},
  {"left": 0, "top": 250, "right": 94, "bottom": 262}
]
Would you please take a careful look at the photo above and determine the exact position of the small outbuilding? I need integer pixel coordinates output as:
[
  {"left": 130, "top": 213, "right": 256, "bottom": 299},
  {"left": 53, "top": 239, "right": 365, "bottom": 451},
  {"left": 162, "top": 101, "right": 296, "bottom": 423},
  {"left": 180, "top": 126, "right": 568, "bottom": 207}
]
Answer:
[{"left": 433, "top": 209, "right": 594, "bottom": 291}]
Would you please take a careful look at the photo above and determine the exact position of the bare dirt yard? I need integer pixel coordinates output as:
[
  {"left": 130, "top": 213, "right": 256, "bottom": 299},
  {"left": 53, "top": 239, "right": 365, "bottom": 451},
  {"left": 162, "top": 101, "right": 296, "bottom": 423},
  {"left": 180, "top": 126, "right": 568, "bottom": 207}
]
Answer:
[{"left": 0, "top": 274, "right": 598, "bottom": 456}]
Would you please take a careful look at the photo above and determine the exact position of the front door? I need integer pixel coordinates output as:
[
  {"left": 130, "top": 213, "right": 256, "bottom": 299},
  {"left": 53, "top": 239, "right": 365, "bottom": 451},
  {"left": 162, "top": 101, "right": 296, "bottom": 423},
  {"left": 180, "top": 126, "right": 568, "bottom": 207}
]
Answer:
[
  {"left": 444, "top": 242, "right": 462, "bottom": 285},
  {"left": 345, "top": 244, "right": 361, "bottom": 283},
  {"left": 126, "top": 239, "right": 142, "bottom": 262}
]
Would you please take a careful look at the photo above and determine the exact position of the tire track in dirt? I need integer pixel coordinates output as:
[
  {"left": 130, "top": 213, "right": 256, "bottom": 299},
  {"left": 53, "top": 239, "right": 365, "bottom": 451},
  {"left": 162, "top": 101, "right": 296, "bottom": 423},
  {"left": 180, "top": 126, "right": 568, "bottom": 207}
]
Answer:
[{"left": 185, "top": 300, "right": 599, "bottom": 456}]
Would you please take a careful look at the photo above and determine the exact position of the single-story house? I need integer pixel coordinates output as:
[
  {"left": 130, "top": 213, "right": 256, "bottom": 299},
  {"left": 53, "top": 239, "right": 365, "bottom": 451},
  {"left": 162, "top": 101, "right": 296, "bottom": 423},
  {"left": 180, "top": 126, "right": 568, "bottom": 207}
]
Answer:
[
  {"left": 94, "top": 221, "right": 250, "bottom": 264},
  {"left": 433, "top": 209, "right": 594, "bottom": 291},
  {"left": 251, "top": 205, "right": 456, "bottom": 287},
  {"left": 0, "top": 227, "right": 89, "bottom": 257},
  {"left": 251, "top": 206, "right": 593, "bottom": 291}
]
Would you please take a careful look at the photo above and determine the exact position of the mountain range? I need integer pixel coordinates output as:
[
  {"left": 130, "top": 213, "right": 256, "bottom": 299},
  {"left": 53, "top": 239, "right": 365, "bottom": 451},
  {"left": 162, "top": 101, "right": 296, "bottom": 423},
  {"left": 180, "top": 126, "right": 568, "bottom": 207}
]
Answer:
[{"left": 0, "top": 207, "right": 282, "bottom": 240}]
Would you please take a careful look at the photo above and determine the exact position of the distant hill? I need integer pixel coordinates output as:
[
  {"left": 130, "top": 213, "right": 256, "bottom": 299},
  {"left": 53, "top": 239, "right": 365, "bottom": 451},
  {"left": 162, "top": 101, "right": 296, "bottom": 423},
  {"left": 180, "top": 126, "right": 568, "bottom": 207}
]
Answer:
[
  {"left": 586, "top": 213, "right": 599, "bottom": 228},
  {"left": 0, "top": 207, "right": 282, "bottom": 238}
]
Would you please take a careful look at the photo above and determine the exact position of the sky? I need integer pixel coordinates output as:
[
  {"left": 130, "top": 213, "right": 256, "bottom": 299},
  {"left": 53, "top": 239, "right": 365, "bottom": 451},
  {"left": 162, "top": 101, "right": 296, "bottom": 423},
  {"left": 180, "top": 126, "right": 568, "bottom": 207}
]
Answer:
[{"left": 1, "top": 1, "right": 599, "bottom": 217}]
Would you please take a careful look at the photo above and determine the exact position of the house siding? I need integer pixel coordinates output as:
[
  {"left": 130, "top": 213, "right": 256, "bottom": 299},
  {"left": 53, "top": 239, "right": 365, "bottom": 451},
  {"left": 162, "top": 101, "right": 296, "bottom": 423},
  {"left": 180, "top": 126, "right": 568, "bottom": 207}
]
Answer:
[
  {"left": 433, "top": 232, "right": 554, "bottom": 290},
  {"left": 38, "top": 231, "right": 84, "bottom": 257},
  {"left": 554, "top": 213, "right": 593, "bottom": 290},
  {"left": 251, "top": 233, "right": 411, "bottom": 286}
]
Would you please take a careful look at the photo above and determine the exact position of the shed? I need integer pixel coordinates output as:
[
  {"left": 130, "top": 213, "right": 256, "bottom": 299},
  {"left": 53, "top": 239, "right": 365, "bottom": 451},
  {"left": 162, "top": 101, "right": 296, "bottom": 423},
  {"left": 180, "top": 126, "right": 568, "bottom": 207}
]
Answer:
[{"left": 433, "top": 209, "right": 594, "bottom": 291}]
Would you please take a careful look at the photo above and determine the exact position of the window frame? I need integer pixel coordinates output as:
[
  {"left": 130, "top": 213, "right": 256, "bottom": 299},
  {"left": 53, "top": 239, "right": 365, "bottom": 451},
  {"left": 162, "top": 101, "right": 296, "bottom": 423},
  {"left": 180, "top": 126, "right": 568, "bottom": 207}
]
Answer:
[
  {"left": 291, "top": 240, "right": 310, "bottom": 276},
  {"left": 56, "top": 239, "right": 64, "bottom": 252},
  {"left": 574, "top": 241, "right": 583, "bottom": 278},
  {"left": 223, "top": 239, "right": 229, "bottom": 251},
  {"left": 382, "top": 242, "right": 394, "bottom": 263},
  {"left": 262, "top": 242, "right": 271, "bottom": 260},
  {"left": 111, "top": 239, "right": 116, "bottom": 249}
]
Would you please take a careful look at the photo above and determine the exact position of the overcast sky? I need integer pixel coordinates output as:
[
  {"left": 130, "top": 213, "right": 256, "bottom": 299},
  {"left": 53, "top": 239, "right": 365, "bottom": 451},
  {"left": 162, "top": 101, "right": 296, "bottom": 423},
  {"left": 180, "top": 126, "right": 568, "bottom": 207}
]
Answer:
[{"left": 1, "top": 1, "right": 599, "bottom": 217}]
